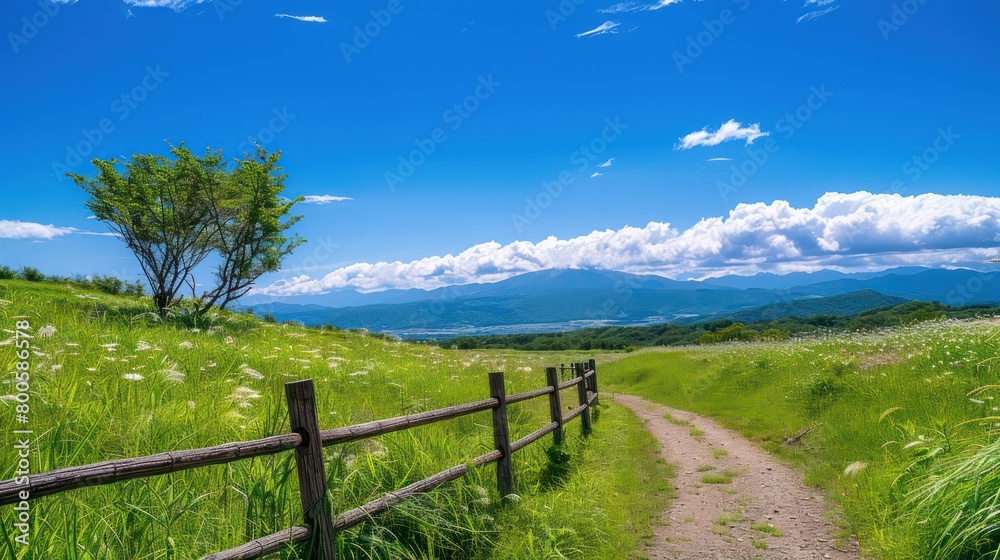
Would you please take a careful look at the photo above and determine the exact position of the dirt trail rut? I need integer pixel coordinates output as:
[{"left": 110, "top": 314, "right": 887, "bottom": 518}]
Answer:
[{"left": 614, "top": 394, "right": 860, "bottom": 560}]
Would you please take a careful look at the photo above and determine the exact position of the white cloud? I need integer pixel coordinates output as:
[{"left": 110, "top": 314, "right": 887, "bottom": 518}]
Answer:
[
  {"left": 797, "top": 5, "right": 840, "bottom": 23},
  {"left": 275, "top": 13, "right": 327, "bottom": 23},
  {"left": 255, "top": 192, "right": 1000, "bottom": 295},
  {"left": 590, "top": 172, "right": 603, "bottom": 178},
  {"left": 599, "top": 2, "right": 645, "bottom": 13},
  {"left": 597, "top": 158, "right": 615, "bottom": 168},
  {"left": 646, "top": 0, "right": 684, "bottom": 9},
  {"left": 0, "top": 220, "right": 78, "bottom": 240},
  {"left": 122, "top": 0, "right": 204, "bottom": 9},
  {"left": 706, "top": 157, "right": 733, "bottom": 162},
  {"left": 676, "top": 120, "right": 769, "bottom": 150},
  {"left": 576, "top": 21, "right": 620, "bottom": 38},
  {"left": 599, "top": 0, "right": 690, "bottom": 11},
  {"left": 302, "top": 195, "right": 352, "bottom": 204}
]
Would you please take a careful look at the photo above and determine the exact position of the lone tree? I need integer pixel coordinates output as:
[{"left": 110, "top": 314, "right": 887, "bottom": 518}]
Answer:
[{"left": 69, "top": 143, "right": 303, "bottom": 315}]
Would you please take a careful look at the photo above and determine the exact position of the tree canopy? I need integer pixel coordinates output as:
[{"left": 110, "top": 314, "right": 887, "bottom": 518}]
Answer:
[{"left": 69, "top": 143, "right": 303, "bottom": 314}]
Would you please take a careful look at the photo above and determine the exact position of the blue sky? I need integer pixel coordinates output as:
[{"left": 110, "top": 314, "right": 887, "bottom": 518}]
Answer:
[{"left": 2, "top": 0, "right": 999, "bottom": 294}]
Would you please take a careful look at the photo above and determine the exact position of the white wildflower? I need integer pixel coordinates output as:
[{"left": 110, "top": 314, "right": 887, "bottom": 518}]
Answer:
[
  {"left": 37, "top": 325, "right": 56, "bottom": 338},
  {"left": 228, "top": 386, "right": 263, "bottom": 408},
  {"left": 136, "top": 340, "right": 159, "bottom": 352},
  {"left": 240, "top": 364, "right": 265, "bottom": 379},
  {"left": 844, "top": 461, "right": 868, "bottom": 477},
  {"left": 178, "top": 342, "right": 194, "bottom": 349},
  {"left": 123, "top": 373, "right": 144, "bottom": 381},
  {"left": 364, "top": 440, "right": 387, "bottom": 457},
  {"left": 161, "top": 360, "right": 185, "bottom": 383}
]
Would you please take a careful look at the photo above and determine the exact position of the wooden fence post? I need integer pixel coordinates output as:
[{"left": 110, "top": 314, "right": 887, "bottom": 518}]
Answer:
[
  {"left": 575, "top": 363, "right": 593, "bottom": 436},
  {"left": 286, "top": 379, "right": 336, "bottom": 560},
  {"left": 588, "top": 358, "right": 599, "bottom": 406},
  {"left": 488, "top": 371, "right": 514, "bottom": 497},
  {"left": 545, "top": 367, "right": 564, "bottom": 445}
]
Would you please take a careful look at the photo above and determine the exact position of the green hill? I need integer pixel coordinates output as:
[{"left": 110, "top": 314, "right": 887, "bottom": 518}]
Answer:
[
  {"left": 0, "top": 279, "right": 669, "bottom": 559},
  {"left": 699, "top": 290, "right": 908, "bottom": 323}
]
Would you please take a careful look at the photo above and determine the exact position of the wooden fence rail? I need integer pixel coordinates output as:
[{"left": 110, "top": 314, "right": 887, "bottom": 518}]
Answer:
[{"left": 0, "top": 360, "right": 601, "bottom": 559}]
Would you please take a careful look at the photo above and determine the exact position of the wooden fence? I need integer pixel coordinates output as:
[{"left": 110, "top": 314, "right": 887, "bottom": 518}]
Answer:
[{"left": 0, "top": 359, "right": 600, "bottom": 559}]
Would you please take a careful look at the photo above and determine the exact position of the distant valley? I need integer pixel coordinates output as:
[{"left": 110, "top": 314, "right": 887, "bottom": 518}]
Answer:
[{"left": 244, "top": 267, "right": 998, "bottom": 338}]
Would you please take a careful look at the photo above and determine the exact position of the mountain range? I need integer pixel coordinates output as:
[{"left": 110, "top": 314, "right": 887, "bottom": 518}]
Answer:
[{"left": 245, "top": 267, "right": 998, "bottom": 338}]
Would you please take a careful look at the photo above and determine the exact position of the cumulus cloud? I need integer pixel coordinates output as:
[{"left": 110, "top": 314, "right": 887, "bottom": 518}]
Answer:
[
  {"left": 302, "top": 195, "right": 352, "bottom": 204},
  {"left": 255, "top": 192, "right": 1000, "bottom": 295},
  {"left": 576, "top": 21, "right": 620, "bottom": 38},
  {"left": 0, "top": 220, "right": 79, "bottom": 240},
  {"left": 275, "top": 13, "right": 328, "bottom": 23},
  {"left": 676, "top": 120, "right": 769, "bottom": 150}
]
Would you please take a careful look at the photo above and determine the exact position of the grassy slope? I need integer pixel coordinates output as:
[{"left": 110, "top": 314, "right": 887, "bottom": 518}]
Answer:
[
  {"left": 602, "top": 321, "right": 1000, "bottom": 559},
  {"left": 0, "top": 279, "right": 671, "bottom": 559}
]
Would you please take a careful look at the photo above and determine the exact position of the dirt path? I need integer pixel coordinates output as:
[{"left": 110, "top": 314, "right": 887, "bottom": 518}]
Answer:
[{"left": 614, "top": 394, "right": 860, "bottom": 560}]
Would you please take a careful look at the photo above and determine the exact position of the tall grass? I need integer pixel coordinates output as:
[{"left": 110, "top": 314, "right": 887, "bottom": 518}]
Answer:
[
  {"left": 602, "top": 319, "right": 1000, "bottom": 559},
  {"left": 0, "top": 279, "right": 669, "bottom": 559}
]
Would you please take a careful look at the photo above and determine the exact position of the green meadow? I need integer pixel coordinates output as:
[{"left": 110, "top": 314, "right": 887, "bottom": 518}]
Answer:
[
  {"left": 603, "top": 319, "right": 1000, "bottom": 559},
  {"left": 0, "top": 279, "right": 671, "bottom": 559},
  {"left": 6, "top": 275, "right": 999, "bottom": 559}
]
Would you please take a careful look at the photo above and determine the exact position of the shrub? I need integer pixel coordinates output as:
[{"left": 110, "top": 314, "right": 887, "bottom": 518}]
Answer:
[
  {"left": 804, "top": 373, "right": 847, "bottom": 415},
  {"left": 89, "top": 275, "right": 125, "bottom": 295},
  {"left": 0, "top": 265, "right": 15, "bottom": 280},
  {"left": 123, "top": 281, "right": 146, "bottom": 297},
  {"left": 19, "top": 266, "right": 45, "bottom": 282},
  {"left": 761, "top": 328, "right": 791, "bottom": 341}
]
